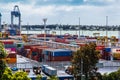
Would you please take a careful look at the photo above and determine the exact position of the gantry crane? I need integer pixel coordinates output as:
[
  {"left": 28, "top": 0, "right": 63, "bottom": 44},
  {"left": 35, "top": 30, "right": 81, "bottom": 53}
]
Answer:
[{"left": 11, "top": 5, "right": 21, "bottom": 35}]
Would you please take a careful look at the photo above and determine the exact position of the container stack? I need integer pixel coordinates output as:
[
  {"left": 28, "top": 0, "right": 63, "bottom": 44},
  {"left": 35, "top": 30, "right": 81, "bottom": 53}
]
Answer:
[
  {"left": 112, "top": 48, "right": 120, "bottom": 60},
  {"left": 102, "top": 47, "right": 111, "bottom": 60},
  {"left": 6, "top": 51, "right": 17, "bottom": 63},
  {"left": 17, "top": 44, "right": 49, "bottom": 62},
  {"left": 0, "top": 40, "right": 17, "bottom": 63},
  {"left": 0, "top": 40, "right": 16, "bottom": 51},
  {"left": 43, "top": 49, "right": 73, "bottom": 61},
  {"left": 55, "top": 38, "right": 69, "bottom": 44},
  {"left": 30, "top": 46, "right": 48, "bottom": 62},
  {"left": 96, "top": 45, "right": 105, "bottom": 59}
]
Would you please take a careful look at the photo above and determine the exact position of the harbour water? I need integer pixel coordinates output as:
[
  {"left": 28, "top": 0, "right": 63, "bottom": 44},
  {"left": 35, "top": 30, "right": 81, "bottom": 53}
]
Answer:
[{"left": 22, "top": 30, "right": 119, "bottom": 38}]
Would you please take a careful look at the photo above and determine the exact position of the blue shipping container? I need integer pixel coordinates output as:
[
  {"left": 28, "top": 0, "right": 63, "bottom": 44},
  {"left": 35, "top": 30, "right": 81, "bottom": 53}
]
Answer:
[
  {"left": 52, "top": 51, "right": 72, "bottom": 57},
  {"left": 43, "top": 49, "right": 72, "bottom": 57},
  {"left": 29, "top": 75, "right": 47, "bottom": 80},
  {"left": 8, "top": 29, "right": 17, "bottom": 35},
  {"left": 104, "top": 47, "right": 111, "bottom": 52}
]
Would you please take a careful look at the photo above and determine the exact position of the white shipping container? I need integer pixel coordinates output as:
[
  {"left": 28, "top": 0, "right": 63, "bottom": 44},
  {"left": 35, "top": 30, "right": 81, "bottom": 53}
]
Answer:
[
  {"left": 44, "top": 66, "right": 57, "bottom": 76},
  {"left": 111, "top": 48, "right": 120, "bottom": 54},
  {"left": 42, "top": 65, "right": 48, "bottom": 71}
]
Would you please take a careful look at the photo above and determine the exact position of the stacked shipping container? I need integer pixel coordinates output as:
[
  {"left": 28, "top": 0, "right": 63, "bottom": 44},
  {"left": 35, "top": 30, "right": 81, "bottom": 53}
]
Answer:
[
  {"left": 0, "top": 40, "right": 17, "bottom": 63},
  {"left": 43, "top": 49, "right": 73, "bottom": 61}
]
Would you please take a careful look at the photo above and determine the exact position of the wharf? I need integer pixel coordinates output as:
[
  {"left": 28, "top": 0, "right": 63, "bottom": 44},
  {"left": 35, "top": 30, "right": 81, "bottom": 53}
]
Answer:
[{"left": 7, "top": 55, "right": 120, "bottom": 75}]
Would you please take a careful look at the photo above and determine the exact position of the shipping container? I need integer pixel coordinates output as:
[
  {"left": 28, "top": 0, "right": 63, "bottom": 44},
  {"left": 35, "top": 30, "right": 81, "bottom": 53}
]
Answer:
[
  {"left": 24, "top": 44, "right": 40, "bottom": 49},
  {"left": 0, "top": 40, "right": 14, "bottom": 44},
  {"left": 6, "top": 58, "right": 16, "bottom": 63},
  {"left": 57, "top": 71, "right": 74, "bottom": 80},
  {"left": 7, "top": 52, "right": 16, "bottom": 58},
  {"left": 43, "top": 49, "right": 72, "bottom": 57},
  {"left": 113, "top": 53, "right": 120, "bottom": 60},
  {"left": 7, "top": 29, "right": 16, "bottom": 35},
  {"left": 4, "top": 44, "right": 16, "bottom": 48},
  {"left": 16, "top": 42, "right": 24, "bottom": 48},
  {"left": 47, "top": 56, "right": 71, "bottom": 61},
  {"left": 42, "top": 65, "right": 49, "bottom": 72},
  {"left": 104, "top": 47, "right": 111, "bottom": 53},
  {"left": 44, "top": 66, "right": 57, "bottom": 76},
  {"left": 96, "top": 45, "right": 105, "bottom": 50},
  {"left": 26, "top": 49, "right": 32, "bottom": 58},
  {"left": 102, "top": 52, "right": 111, "bottom": 60}
]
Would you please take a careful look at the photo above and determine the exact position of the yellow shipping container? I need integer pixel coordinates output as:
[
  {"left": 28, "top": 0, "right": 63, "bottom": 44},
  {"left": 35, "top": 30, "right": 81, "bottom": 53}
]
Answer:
[{"left": 113, "top": 53, "right": 120, "bottom": 59}]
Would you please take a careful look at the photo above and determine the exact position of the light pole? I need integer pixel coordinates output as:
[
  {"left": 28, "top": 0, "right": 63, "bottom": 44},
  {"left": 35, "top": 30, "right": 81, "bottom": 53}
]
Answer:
[
  {"left": 106, "top": 16, "right": 108, "bottom": 37},
  {"left": 0, "top": 13, "right": 1, "bottom": 32},
  {"left": 106, "top": 16, "right": 108, "bottom": 47},
  {"left": 43, "top": 18, "right": 47, "bottom": 44},
  {"left": 79, "top": 17, "right": 80, "bottom": 38},
  {"left": 81, "top": 54, "right": 85, "bottom": 80}
]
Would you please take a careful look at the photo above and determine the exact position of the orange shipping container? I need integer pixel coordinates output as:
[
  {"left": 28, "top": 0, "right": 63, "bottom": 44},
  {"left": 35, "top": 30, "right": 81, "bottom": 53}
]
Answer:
[{"left": 6, "top": 58, "right": 16, "bottom": 63}]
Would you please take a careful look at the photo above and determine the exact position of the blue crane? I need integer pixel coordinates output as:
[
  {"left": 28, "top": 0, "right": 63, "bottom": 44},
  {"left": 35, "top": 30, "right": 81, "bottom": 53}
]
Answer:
[{"left": 10, "top": 5, "right": 21, "bottom": 35}]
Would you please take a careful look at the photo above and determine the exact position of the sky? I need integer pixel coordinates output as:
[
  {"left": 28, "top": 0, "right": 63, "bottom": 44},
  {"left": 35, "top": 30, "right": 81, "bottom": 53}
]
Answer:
[{"left": 0, "top": 0, "right": 120, "bottom": 25}]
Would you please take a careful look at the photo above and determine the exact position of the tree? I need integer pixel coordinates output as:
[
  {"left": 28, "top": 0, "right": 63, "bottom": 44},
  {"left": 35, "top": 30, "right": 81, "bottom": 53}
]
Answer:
[
  {"left": 102, "top": 68, "right": 120, "bottom": 80},
  {"left": 0, "top": 42, "right": 31, "bottom": 80},
  {"left": 12, "top": 70, "right": 31, "bottom": 80},
  {"left": 1, "top": 67, "right": 13, "bottom": 80},
  {"left": 72, "top": 42, "right": 100, "bottom": 80},
  {"left": 48, "top": 76, "right": 59, "bottom": 80},
  {"left": 1, "top": 68, "right": 31, "bottom": 80},
  {"left": 0, "top": 42, "right": 7, "bottom": 78},
  {"left": 36, "top": 74, "right": 42, "bottom": 80}
]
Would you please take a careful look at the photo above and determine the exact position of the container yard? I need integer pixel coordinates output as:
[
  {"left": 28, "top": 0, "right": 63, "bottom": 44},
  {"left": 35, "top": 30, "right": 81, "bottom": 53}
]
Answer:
[
  {"left": 0, "top": 34, "right": 119, "bottom": 80},
  {"left": 1, "top": 1, "right": 120, "bottom": 80}
]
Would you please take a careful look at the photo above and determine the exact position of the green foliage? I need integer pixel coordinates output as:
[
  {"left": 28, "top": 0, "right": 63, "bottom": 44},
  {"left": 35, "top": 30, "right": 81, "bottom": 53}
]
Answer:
[
  {"left": 102, "top": 68, "right": 120, "bottom": 80},
  {"left": 0, "top": 42, "right": 30, "bottom": 80},
  {"left": 0, "top": 42, "right": 7, "bottom": 78},
  {"left": 0, "top": 42, "right": 7, "bottom": 58},
  {"left": 48, "top": 76, "right": 59, "bottom": 80},
  {"left": 12, "top": 70, "right": 31, "bottom": 80},
  {"left": 36, "top": 74, "right": 42, "bottom": 80},
  {"left": 72, "top": 42, "right": 100, "bottom": 79},
  {"left": 1, "top": 67, "right": 13, "bottom": 80},
  {"left": 1, "top": 67, "right": 31, "bottom": 80}
]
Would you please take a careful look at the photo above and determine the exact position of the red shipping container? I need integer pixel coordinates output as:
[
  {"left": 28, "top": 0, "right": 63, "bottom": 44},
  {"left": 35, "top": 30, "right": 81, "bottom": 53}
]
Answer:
[
  {"left": 26, "top": 49, "right": 32, "bottom": 58},
  {"left": 30, "top": 46, "right": 48, "bottom": 52},
  {"left": 96, "top": 45, "right": 105, "bottom": 50},
  {"left": 32, "top": 55, "right": 39, "bottom": 61},
  {"left": 0, "top": 40, "right": 14, "bottom": 44},
  {"left": 24, "top": 44, "right": 40, "bottom": 49},
  {"left": 47, "top": 56, "right": 72, "bottom": 61},
  {"left": 7, "top": 52, "right": 16, "bottom": 58},
  {"left": 31, "top": 46, "right": 38, "bottom": 52},
  {"left": 24, "top": 45, "right": 32, "bottom": 49}
]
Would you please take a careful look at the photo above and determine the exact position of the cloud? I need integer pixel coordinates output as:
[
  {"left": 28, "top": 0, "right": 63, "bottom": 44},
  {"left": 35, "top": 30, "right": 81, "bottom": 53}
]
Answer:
[
  {"left": 83, "top": 0, "right": 119, "bottom": 5},
  {"left": 0, "top": 0, "right": 120, "bottom": 25}
]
